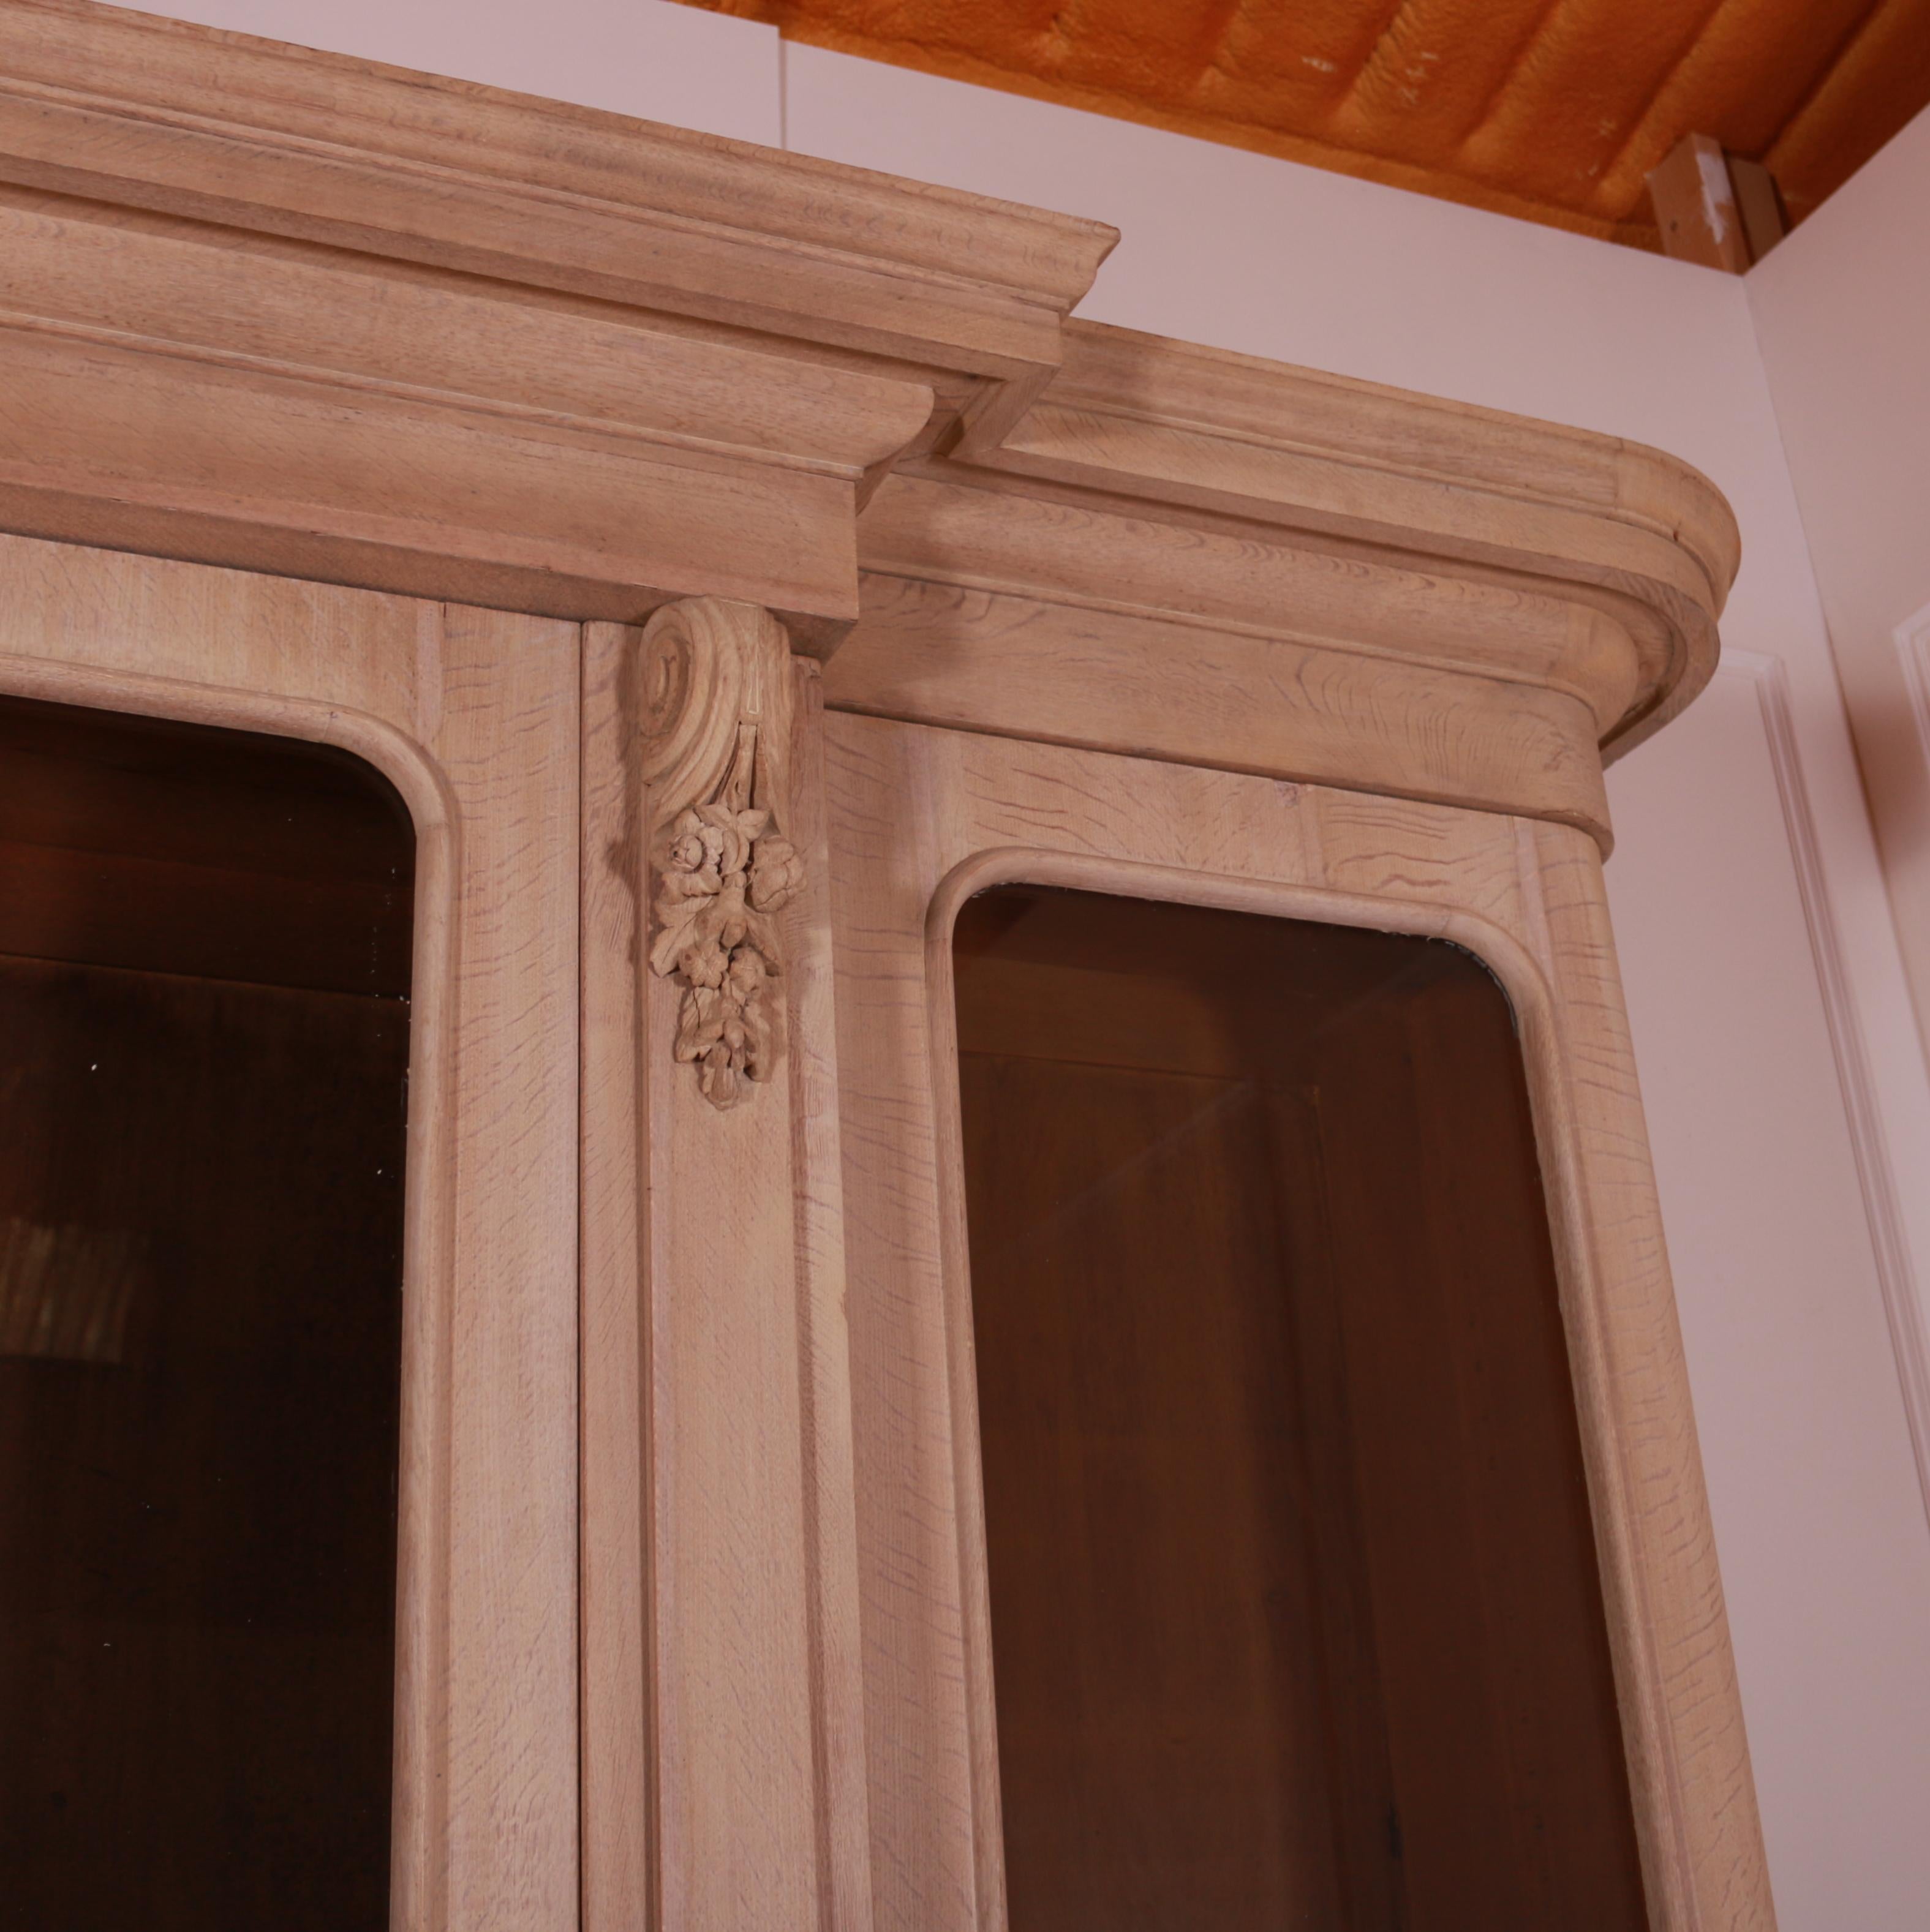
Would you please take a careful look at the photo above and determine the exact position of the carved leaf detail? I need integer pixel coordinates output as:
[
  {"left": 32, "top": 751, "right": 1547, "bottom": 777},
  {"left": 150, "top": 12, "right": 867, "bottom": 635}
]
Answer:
[{"left": 649, "top": 722, "right": 802, "bottom": 1110}]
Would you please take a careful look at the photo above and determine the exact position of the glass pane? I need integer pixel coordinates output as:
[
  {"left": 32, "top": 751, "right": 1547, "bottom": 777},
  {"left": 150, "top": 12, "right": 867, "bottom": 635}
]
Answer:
[
  {"left": 954, "top": 885, "right": 1645, "bottom": 1932},
  {"left": 0, "top": 694, "right": 413, "bottom": 1931}
]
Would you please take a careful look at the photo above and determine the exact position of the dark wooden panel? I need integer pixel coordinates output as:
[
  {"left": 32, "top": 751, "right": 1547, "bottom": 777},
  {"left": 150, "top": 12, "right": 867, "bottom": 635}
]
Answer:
[
  {"left": 962, "top": 1051, "right": 1348, "bottom": 1929},
  {"left": 0, "top": 694, "right": 414, "bottom": 996},
  {"left": 953, "top": 885, "right": 1644, "bottom": 1932},
  {"left": 1303, "top": 968, "right": 1645, "bottom": 1930},
  {"left": 0, "top": 695, "right": 414, "bottom": 1931}
]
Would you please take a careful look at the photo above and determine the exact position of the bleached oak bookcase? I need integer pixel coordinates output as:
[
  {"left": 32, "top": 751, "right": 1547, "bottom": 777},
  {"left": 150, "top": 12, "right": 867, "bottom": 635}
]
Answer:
[{"left": 0, "top": 3, "right": 1774, "bottom": 1928}]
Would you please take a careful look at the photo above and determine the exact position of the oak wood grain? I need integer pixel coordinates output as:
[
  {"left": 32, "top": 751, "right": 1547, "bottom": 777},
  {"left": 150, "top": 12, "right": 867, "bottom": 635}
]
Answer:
[
  {"left": 580, "top": 618, "right": 653, "bottom": 1932},
  {"left": 824, "top": 711, "right": 1775, "bottom": 1932},
  {"left": 860, "top": 471, "right": 1659, "bottom": 727},
  {"left": 581, "top": 607, "right": 874, "bottom": 1931},
  {"left": 827, "top": 573, "right": 1617, "bottom": 846},
  {"left": 0, "top": 0, "right": 1115, "bottom": 374},
  {"left": 0, "top": 186, "right": 930, "bottom": 629},
  {"left": 970, "top": 320, "right": 1735, "bottom": 761}
]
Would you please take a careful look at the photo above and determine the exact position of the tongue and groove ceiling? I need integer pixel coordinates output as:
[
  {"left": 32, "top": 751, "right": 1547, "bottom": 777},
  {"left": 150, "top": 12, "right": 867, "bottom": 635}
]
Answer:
[{"left": 677, "top": 0, "right": 1930, "bottom": 249}]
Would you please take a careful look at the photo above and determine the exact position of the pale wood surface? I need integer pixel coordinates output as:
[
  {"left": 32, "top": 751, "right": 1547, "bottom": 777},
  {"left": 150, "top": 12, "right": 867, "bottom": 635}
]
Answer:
[
  {"left": 928, "top": 318, "right": 1735, "bottom": 770},
  {"left": 580, "top": 617, "right": 653, "bottom": 1931},
  {"left": 1648, "top": 134, "right": 1753, "bottom": 274},
  {"left": 786, "top": 661, "right": 880, "bottom": 1932},
  {"left": 582, "top": 606, "right": 873, "bottom": 1931},
  {"left": 0, "top": 0, "right": 1114, "bottom": 375},
  {"left": 858, "top": 472, "right": 1656, "bottom": 729},
  {"left": 1523, "top": 817, "right": 1774, "bottom": 1931},
  {"left": 0, "top": 0, "right": 1115, "bottom": 630},
  {"left": 827, "top": 572, "right": 1616, "bottom": 844},
  {"left": 1006, "top": 320, "right": 1740, "bottom": 592},
  {"left": 0, "top": 532, "right": 581, "bottom": 1931},
  {"left": 824, "top": 709, "right": 1776, "bottom": 1931},
  {"left": 0, "top": 182, "right": 932, "bottom": 630}
]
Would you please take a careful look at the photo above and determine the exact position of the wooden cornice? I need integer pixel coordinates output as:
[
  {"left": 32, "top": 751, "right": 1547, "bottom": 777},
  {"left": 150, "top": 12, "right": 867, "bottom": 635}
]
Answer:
[
  {"left": 938, "top": 321, "right": 1738, "bottom": 764},
  {"left": 834, "top": 326, "right": 1738, "bottom": 846},
  {"left": 0, "top": 0, "right": 1114, "bottom": 377},
  {"left": 0, "top": 1, "right": 1739, "bottom": 842},
  {"left": 0, "top": 0, "right": 1114, "bottom": 637}
]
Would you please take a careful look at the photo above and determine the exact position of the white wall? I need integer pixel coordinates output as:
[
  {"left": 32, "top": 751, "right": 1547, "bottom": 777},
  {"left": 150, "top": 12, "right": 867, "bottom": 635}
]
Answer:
[
  {"left": 107, "top": 7, "right": 1930, "bottom": 1923},
  {"left": 1605, "top": 660, "right": 1930, "bottom": 1930},
  {"left": 133, "top": 0, "right": 783, "bottom": 141},
  {"left": 1748, "top": 105, "right": 1930, "bottom": 1086}
]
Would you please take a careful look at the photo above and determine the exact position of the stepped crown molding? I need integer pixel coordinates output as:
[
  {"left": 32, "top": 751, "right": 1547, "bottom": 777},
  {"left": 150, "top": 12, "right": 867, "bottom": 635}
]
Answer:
[
  {"left": 917, "top": 320, "right": 1736, "bottom": 764},
  {"left": 0, "top": 0, "right": 1738, "bottom": 827},
  {"left": 0, "top": 0, "right": 1115, "bottom": 372}
]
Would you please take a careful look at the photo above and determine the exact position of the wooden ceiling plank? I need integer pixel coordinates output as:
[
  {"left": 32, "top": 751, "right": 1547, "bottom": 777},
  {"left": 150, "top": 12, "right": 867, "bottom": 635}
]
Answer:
[
  {"left": 1456, "top": 0, "right": 1733, "bottom": 216},
  {"left": 1763, "top": 0, "right": 1930, "bottom": 210},
  {"left": 680, "top": 0, "right": 1929, "bottom": 242},
  {"left": 1597, "top": 0, "right": 1879, "bottom": 211},
  {"left": 1328, "top": 0, "right": 1563, "bottom": 164},
  {"left": 753, "top": 0, "right": 1643, "bottom": 237},
  {"left": 1300, "top": 0, "right": 1412, "bottom": 102},
  {"left": 1055, "top": 0, "right": 1248, "bottom": 99},
  {"left": 1192, "top": 0, "right": 1401, "bottom": 121}
]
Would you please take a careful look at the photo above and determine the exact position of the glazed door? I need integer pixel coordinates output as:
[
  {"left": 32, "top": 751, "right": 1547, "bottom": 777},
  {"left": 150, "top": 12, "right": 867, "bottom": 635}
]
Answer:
[
  {"left": 0, "top": 533, "right": 581, "bottom": 1932},
  {"left": 823, "top": 710, "right": 1761, "bottom": 1932},
  {"left": 946, "top": 881, "right": 1645, "bottom": 1930}
]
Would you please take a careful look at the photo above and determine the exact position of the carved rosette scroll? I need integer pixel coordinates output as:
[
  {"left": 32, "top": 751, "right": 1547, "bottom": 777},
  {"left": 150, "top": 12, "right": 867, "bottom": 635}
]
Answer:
[{"left": 641, "top": 598, "right": 802, "bottom": 1110}]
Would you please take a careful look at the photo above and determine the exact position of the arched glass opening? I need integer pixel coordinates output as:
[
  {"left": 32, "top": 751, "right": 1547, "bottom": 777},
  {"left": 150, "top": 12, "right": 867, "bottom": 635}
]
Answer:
[
  {"left": 954, "top": 884, "right": 1645, "bottom": 1932},
  {"left": 0, "top": 694, "right": 413, "bottom": 1931}
]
